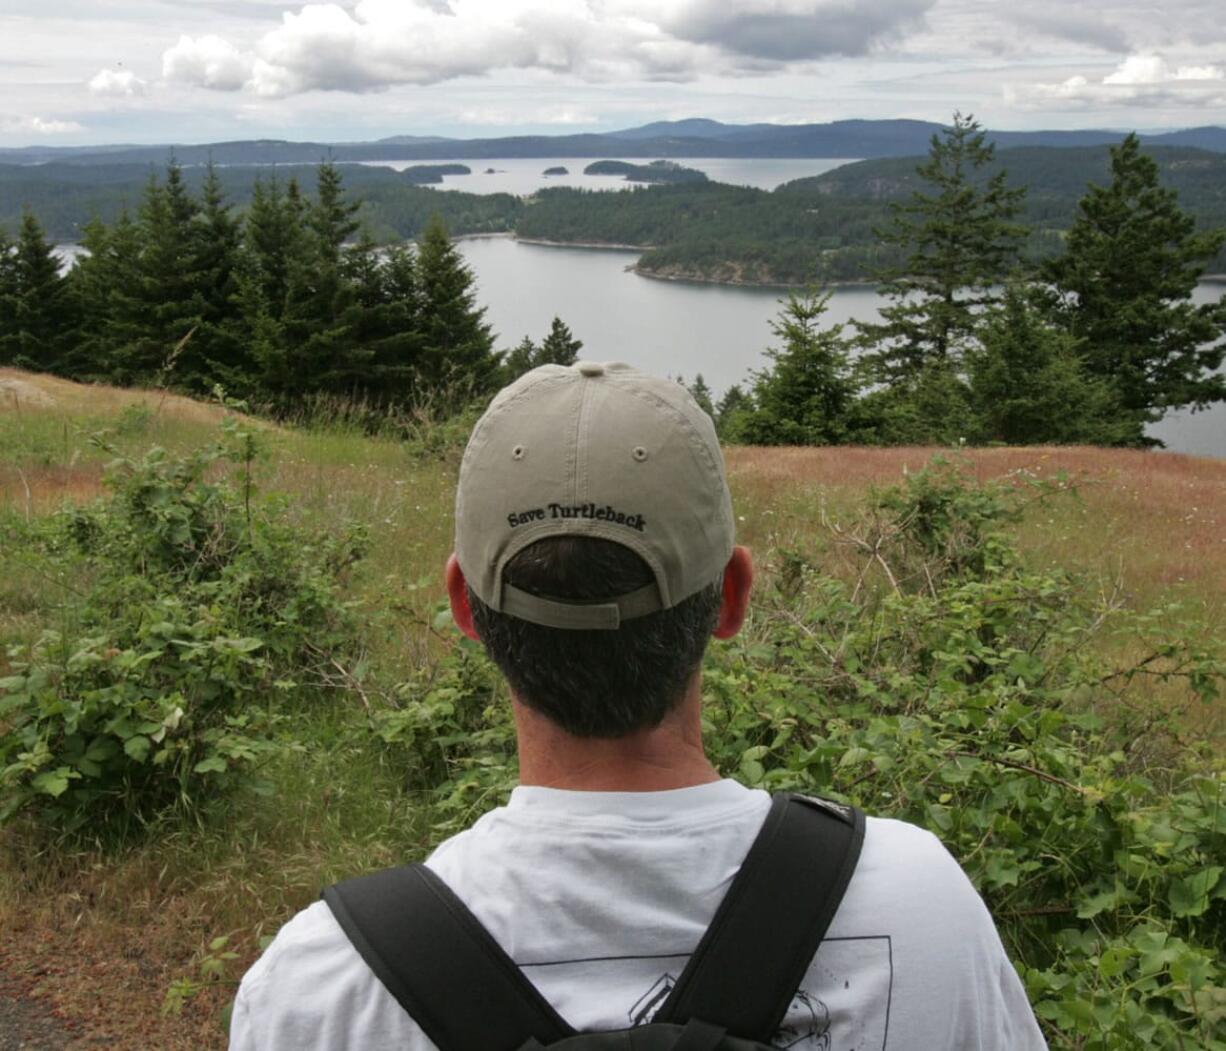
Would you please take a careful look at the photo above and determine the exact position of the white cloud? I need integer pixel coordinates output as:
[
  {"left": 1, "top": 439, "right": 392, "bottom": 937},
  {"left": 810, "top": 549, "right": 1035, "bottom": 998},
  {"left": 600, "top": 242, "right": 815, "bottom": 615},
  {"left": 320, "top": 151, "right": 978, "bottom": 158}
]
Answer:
[
  {"left": 1102, "top": 54, "right": 1223, "bottom": 85},
  {"left": 455, "top": 105, "right": 598, "bottom": 127},
  {"left": 162, "top": 33, "right": 253, "bottom": 90},
  {"left": 1007, "top": 52, "right": 1226, "bottom": 110},
  {"left": 87, "top": 69, "right": 150, "bottom": 97},
  {"left": 0, "top": 115, "right": 86, "bottom": 135},
  {"left": 151, "top": 0, "right": 936, "bottom": 98}
]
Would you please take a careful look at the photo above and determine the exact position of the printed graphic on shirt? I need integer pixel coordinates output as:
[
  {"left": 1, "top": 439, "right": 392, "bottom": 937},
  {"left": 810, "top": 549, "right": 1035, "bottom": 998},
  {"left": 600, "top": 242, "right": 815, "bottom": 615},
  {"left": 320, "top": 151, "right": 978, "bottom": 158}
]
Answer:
[
  {"left": 628, "top": 974, "right": 830, "bottom": 1048},
  {"left": 522, "top": 935, "right": 892, "bottom": 1051},
  {"left": 629, "top": 973, "right": 676, "bottom": 1026}
]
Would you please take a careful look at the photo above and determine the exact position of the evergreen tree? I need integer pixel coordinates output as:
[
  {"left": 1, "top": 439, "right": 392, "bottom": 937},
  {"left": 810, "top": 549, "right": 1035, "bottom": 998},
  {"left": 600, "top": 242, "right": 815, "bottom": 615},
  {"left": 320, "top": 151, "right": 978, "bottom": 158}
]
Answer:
[
  {"left": 736, "top": 291, "right": 857, "bottom": 445},
  {"left": 858, "top": 113, "right": 1026, "bottom": 382},
  {"left": 714, "top": 384, "right": 752, "bottom": 442},
  {"left": 686, "top": 374, "right": 715, "bottom": 419},
  {"left": 847, "top": 363, "right": 975, "bottom": 447},
  {"left": 415, "top": 214, "right": 496, "bottom": 400},
  {"left": 234, "top": 176, "right": 307, "bottom": 399},
  {"left": 360, "top": 243, "right": 424, "bottom": 403},
  {"left": 537, "top": 316, "right": 582, "bottom": 366},
  {"left": 107, "top": 162, "right": 207, "bottom": 386},
  {"left": 0, "top": 227, "right": 18, "bottom": 364},
  {"left": 187, "top": 162, "right": 246, "bottom": 390},
  {"left": 1041, "top": 133, "right": 1226, "bottom": 443},
  {"left": 967, "top": 282, "right": 1130, "bottom": 445},
  {"left": 66, "top": 213, "right": 143, "bottom": 381},
  {"left": 501, "top": 317, "right": 583, "bottom": 383},
  {"left": 279, "top": 161, "right": 365, "bottom": 399},
  {"left": 0, "top": 212, "right": 70, "bottom": 371},
  {"left": 502, "top": 335, "right": 539, "bottom": 383},
  {"left": 309, "top": 159, "right": 361, "bottom": 264}
]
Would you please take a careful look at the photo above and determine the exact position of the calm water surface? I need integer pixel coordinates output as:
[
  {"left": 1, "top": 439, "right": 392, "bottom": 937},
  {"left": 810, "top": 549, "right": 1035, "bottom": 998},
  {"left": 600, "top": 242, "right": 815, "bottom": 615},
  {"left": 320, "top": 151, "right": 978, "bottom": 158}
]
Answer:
[
  {"left": 457, "top": 237, "right": 1225, "bottom": 458},
  {"left": 358, "top": 157, "right": 852, "bottom": 195},
  {"left": 52, "top": 235, "right": 1223, "bottom": 457}
]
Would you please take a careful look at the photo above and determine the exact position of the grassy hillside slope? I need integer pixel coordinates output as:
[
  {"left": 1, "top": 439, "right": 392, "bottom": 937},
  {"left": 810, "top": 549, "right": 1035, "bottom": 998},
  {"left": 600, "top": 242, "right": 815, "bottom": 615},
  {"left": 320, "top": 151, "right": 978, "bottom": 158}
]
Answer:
[{"left": 1, "top": 370, "right": 1222, "bottom": 1047}]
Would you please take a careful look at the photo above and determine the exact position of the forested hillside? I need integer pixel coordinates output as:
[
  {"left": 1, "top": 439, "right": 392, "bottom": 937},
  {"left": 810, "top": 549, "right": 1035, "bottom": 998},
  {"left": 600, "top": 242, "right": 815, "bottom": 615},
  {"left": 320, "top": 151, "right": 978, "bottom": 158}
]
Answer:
[
  {"left": 526, "top": 144, "right": 1226, "bottom": 284},
  {"left": 0, "top": 161, "right": 521, "bottom": 243},
  {"left": 6, "top": 141, "right": 1225, "bottom": 285}
]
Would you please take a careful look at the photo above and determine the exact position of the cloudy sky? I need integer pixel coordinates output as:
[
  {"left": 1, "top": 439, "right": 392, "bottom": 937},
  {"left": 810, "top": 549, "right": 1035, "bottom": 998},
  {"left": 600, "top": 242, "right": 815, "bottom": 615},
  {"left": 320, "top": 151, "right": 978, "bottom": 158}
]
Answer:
[{"left": 2, "top": 0, "right": 1224, "bottom": 146}]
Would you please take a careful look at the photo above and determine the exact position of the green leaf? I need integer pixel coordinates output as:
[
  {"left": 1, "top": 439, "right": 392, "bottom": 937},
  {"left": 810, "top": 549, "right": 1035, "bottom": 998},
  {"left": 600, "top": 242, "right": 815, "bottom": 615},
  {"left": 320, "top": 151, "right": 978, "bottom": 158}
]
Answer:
[
  {"left": 193, "top": 756, "right": 228, "bottom": 775},
  {"left": 1169, "top": 866, "right": 1224, "bottom": 918},
  {"left": 123, "top": 736, "right": 152, "bottom": 763},
  {"left": 84, "top": 737, "right": 120, "bottom": 763},
  {"left": 31, "top": 767, "right": 77, "bottom": 797}
]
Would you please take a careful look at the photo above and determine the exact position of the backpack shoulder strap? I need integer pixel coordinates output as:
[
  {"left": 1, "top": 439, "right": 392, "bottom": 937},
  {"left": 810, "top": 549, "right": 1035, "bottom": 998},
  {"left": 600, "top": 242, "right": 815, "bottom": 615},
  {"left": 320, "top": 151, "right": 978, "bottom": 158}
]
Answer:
[
  {"left": 651, "top": 793, "right": 865, "bottom": 1039},
  {"left": 322, "top": 792, "right": 864, "bottom": 1050},
  {"left": 323, "top": 863, "right": 573, "bottom": 1051}
]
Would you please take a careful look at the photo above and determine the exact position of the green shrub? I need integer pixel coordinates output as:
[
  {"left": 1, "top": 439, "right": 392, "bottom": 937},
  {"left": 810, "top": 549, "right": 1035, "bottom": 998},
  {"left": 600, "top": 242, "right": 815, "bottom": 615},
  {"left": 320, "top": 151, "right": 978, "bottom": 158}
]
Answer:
[
  {"left": 0, "top": 416, "right": 365, "bottom": 838},
  {"left": 384, "top": 461, "right": 1224, "bottom": 1049}
]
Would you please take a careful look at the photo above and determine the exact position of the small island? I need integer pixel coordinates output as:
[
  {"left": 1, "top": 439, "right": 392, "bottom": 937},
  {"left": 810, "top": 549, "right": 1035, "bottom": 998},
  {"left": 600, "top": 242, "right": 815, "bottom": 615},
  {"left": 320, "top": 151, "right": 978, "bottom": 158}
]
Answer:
[
  {"left": 543, "top": 166, "right": 569, "bottom": 176},
  {"left": 400, "top": 163, "right": 470, "bottom": 185},
  {"left": 583, "top": 159, "right": 708, "bottom": 184}
]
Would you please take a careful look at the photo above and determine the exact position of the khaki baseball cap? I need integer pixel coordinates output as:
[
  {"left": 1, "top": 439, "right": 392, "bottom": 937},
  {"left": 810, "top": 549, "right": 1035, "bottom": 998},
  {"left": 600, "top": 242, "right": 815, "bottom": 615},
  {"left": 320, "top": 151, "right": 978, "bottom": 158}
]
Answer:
[{"left": 455, "top": 361, "right": 735, "bottom": 630}]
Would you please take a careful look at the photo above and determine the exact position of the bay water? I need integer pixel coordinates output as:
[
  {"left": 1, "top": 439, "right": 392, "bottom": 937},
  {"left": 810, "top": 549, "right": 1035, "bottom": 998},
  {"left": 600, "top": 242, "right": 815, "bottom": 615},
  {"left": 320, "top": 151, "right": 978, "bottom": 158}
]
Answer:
[
  {"left": 359, "top": 156, "right": 852, "bottom": 194},
  {"left": 457, "top": 236, "right": 1225, "bottom": 458}
]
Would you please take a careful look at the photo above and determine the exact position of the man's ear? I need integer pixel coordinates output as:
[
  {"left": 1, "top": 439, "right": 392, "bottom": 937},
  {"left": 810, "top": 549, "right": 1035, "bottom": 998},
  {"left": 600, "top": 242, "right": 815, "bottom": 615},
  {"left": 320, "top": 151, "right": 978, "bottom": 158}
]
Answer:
[
  {"left": 713, "top": 545, "right": 753, "bottom": 640},
  {"left": 445, "top": 554, "right": 482, "bottom": 642}
]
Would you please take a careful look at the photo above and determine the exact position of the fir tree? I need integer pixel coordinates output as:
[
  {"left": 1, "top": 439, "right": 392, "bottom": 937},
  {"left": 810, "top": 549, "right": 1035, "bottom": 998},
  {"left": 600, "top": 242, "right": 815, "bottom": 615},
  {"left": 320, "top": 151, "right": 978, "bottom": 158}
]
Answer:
[
  {"left": 1041, "top": 133, "right": 1226, "bottom": 443},
  {"left": 967, "top": 282, "right": 1130, "bottom": 445},
  {"left": 502, "top": 335, "right": 539, "bottom": 383},
  {"left": 0, "top": 227, "right": 18, "bottom": 364},
  {"left": 1, "top": 212, "right": 70, "bottom": 371},
  {"left": 736, "top": 291, "right": 856, "bottom": 445},
  {"left": 714, "top": 384, "right": 752, "bottom": 442},
  {"left": 280, "top": 162, "right": 365, "bottom": 399},
  {"left": 66, "top": 213, "right": 143, "bottom": 381},
  {"left": 109, "top": 162, "right": 206, "bottom": 385},
  {"left": 686, "top": 374, "right": 716, "bottom": 419},
  {"left": 188, "top": 162, "right": 246, "bottom": 390},
  {"left": 537, "top": 316, "right": 582, "bottom": 366},
  {"left": 858, "top": 113, "right": 1026, "bottom": 382},
  {"left": 415, "top": 214, "right": 496, "bottom": 400},
  {"left": 360, "top": 243, "right": 424, "bottom": 403}
]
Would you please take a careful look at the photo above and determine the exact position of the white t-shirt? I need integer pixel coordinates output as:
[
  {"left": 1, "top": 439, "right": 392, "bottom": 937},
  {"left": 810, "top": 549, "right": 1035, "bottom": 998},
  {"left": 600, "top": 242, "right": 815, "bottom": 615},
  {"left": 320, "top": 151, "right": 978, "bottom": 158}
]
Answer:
[{"left": 229, "top": 780, "right": 1047, "bottom": 1049}]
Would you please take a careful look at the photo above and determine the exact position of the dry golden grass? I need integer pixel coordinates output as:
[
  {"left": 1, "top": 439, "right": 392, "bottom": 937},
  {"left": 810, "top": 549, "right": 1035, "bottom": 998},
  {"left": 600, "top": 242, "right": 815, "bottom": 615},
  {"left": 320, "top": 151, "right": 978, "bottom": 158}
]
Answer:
[
  {"left": 0, "top": 367, "right": 234, "bottom": 425},
  {"left": 725, "top": 444, "right": 1225, "bottom": 623}
]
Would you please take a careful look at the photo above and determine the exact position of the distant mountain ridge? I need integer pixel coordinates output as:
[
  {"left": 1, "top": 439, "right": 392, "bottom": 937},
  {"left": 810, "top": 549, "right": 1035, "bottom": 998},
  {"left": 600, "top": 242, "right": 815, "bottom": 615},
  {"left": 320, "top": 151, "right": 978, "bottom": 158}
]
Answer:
[{"left": 2, "top": 118, "right": 1225, "bottom": 167}]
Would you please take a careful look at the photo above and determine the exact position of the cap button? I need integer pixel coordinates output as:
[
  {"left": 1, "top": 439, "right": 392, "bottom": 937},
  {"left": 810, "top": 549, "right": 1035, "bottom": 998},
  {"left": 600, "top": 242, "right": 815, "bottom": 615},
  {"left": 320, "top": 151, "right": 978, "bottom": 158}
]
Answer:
[{"left": 577, "top": 361, "right": 605, "bottom": 377}]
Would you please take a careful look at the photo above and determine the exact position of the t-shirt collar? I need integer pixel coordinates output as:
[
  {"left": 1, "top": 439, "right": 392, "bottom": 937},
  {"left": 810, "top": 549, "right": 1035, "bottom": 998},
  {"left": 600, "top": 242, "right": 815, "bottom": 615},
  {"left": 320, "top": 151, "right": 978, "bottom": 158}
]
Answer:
[{"left": 506, "top": 778, "right": 754, "bottom": 821}]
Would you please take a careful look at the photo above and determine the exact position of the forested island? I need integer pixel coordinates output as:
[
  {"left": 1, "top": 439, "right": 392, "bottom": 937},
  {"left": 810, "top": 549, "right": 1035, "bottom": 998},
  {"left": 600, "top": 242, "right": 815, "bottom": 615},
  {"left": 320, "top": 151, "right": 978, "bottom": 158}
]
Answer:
[
  {"left": 524, "top": 145, "right": 1226, "bottom": 284},
  {"left": 582, "top": 160, "right": 709, "bottom": 184},
  {"left": 401, "top": 163, "right": 471, "bottom": 184}
]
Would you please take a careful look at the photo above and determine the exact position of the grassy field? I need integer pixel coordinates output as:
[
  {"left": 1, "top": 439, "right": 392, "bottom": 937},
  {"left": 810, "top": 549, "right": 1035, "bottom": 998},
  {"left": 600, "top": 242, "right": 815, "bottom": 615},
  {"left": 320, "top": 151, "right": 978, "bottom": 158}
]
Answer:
[{"left": 1, "top": 368, "right": 1223, "bottom": 1047}]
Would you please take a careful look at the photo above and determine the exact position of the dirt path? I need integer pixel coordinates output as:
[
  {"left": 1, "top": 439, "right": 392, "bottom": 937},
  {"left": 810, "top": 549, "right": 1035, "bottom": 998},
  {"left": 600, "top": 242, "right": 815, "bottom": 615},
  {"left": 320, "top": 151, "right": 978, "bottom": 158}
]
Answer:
[{"left": 0, "top": 987, "right": 81, "bottom": 1050}]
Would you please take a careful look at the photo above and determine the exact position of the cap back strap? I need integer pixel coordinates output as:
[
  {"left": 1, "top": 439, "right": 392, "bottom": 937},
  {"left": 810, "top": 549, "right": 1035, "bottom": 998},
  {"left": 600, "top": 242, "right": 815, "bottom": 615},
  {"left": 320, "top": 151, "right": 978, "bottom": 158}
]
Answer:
[{"left": 501, "top": 581, "right": 663, "bottom": 630}]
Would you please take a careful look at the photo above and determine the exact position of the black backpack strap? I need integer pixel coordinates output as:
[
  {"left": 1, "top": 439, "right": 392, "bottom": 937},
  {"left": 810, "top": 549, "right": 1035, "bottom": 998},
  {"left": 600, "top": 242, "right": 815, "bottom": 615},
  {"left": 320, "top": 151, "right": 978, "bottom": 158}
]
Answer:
[
  {"left": 652, "top": 793, "right": 865, "bottom": 1039},
  {"left": 323, "top": 792, "right": 863, "bottom": 1050},
  {"left": 323, "top": 864, "right": 573, "bottom": 1051}
]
